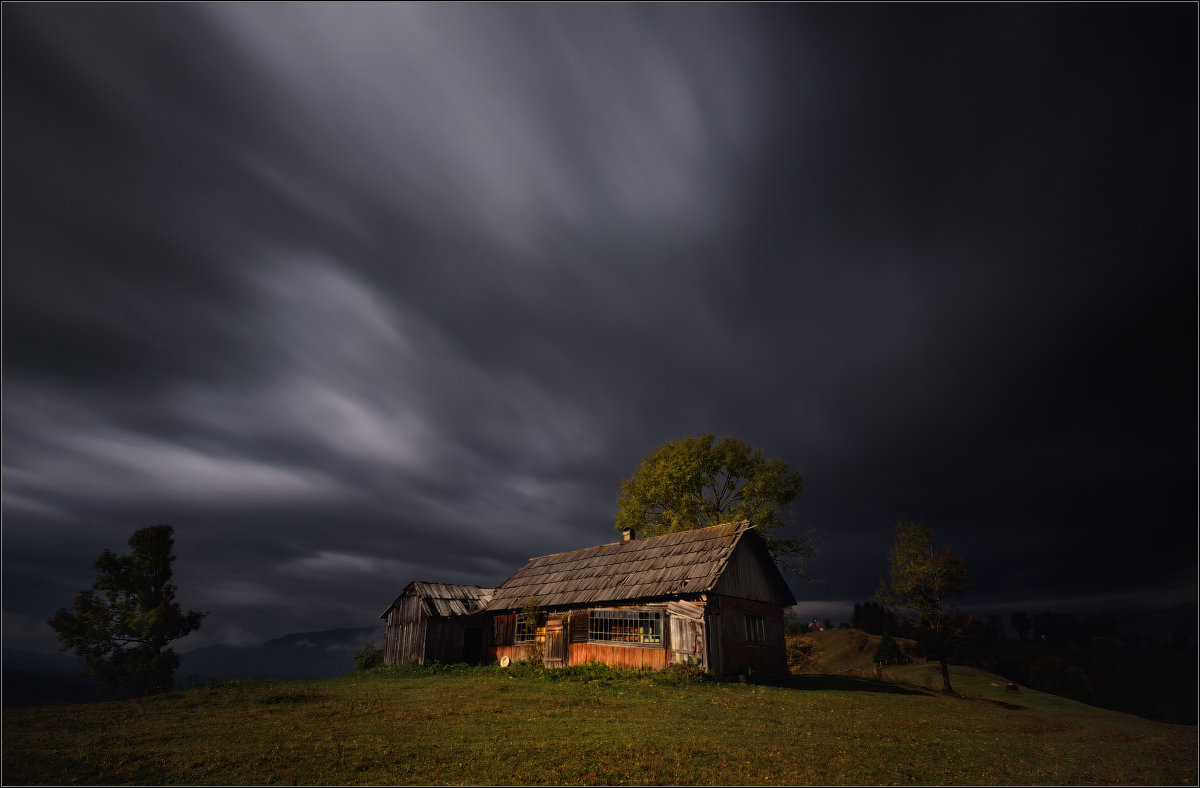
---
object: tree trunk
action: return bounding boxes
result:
[939,656,954,694]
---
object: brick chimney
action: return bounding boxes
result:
[622,528,635,542]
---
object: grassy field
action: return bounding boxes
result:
[3,662,1196,785]
[797,627,1198,725]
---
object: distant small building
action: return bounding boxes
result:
[379,582,493,666]
[381,521,797,678]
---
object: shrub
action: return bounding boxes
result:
[506,657,548,678]
[786,635,820,672]
[354,640,385,671]
[653,658,712,686]
[853,631,870,652]
[873,633,908,666]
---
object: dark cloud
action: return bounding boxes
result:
[3,4,1194,651]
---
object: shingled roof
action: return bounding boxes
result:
[380,581,495,619]
[486,521,792,611]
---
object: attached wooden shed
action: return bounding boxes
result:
[483,521,796,678]
[379,582,494,666]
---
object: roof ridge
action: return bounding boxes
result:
[520,519,753,562]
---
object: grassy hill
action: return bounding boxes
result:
[791,628,902,675]
[795,628,1197,725]
[4,662,1196,785]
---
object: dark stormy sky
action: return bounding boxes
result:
[3,4,1196,652]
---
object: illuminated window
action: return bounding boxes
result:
[589,609,663,646]
[515,613,545,644]
[745,614,765,644]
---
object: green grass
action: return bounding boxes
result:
[3,664,1196,785]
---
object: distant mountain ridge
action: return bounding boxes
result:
[3,626,384,708]
[177,626,383,685]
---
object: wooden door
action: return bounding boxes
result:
[544,617,566,668]
[670,616,706,667]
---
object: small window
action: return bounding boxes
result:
[515,613,545,644]
[589,609,663,646]
[745,614,765,644]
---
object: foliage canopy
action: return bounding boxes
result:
[877,518,970,692]
[48,524,205,694]
[614,434,815,574]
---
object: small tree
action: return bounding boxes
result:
[877,518,970,693]
[355,639,384,671]
[851,600,900,635]
[519,595,546,666]
[874,632,907,666]
[49,525,205,694]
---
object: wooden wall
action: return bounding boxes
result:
[383,593,427,666]
[384,593,485,665]
[708,595,788,678]
[424,615,485,665]
[711,539,790,605]
[390,593,785,675]
[486,612,533,664]
[486,644,537,664]
[567,642,668,669]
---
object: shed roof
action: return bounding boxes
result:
[486,521,795,611]
[379,581,494,619]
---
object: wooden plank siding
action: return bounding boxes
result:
[487,644,538,664]
[491,612,517,646]
[422,615,486,665]
[710,536,793,605]
[383,593,427,666]
[708,595,788,678]
[381,582,494,666]
[568,642,668,669]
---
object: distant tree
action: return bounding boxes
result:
[851,601,899,635]
[1011,611,1032,642]
[877,519,971,693]
[614,435,816,575]
[785,620,809,637]
[49,525,205,694]
[824,616,833,630]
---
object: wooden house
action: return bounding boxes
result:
[485,521,795,677]
[379,582,494,666]
[384,522,796,676]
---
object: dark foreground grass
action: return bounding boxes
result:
[3,663,1196,785]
